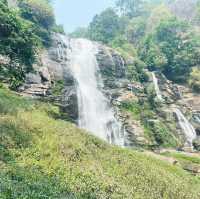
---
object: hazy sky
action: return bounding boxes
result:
[53,0,115,33]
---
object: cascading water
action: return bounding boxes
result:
[151,72,163,101]
[67,38,125,146]
[174,108,196,147]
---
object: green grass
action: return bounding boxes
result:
[161,151,200,165]
[0,87,33,115]
[0,88,200,198]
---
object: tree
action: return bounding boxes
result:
[189,67,200,92]
[116,0,145,18]
[141,17,200,82]
[0,1,40,89]
[19,0,55,29]
[70,27,89,38]
[88,8,120,43]
[19,0,55,46]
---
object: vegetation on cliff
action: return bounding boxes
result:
[0,0,63,89]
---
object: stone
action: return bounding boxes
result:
[60,86,78,121]
[39,67,51,82]
[183,164,200,174]
[96,44,127,89]
[25,73,41,84]
[0,55,10,65]
[193,138,200,151]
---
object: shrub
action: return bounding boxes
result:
[189,67,200,92]
[19,0,55,29]
[88,8,120,43]
[0,1,40,66]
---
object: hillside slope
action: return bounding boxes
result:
[0,87,200,199]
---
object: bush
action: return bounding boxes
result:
[70,27,89,38]
[19,0,55,46]
[19,0,55,29]
[52,24,65,34]
[140,17,200,83]
[189,67,200,92]
[88,8,120,43]
[0,1,40,66]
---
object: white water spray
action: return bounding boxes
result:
[174,108,196,147]
[151,72,163,101]
[67,38,125,146]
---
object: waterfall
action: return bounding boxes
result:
[174,108,196,147]
[67,38,125,146]
[151,72,163,101]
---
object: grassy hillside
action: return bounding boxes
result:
[0,87,200,199]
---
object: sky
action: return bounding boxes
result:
[53,0,115,33]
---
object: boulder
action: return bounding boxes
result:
[183,164,200,175]
[39,67,51,82]
[25,73,41,84]
[193,138,200,151]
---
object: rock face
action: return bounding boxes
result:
[19,33,78,121]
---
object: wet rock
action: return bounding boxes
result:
[25,73,42,84]
[60,86,78,121]
[96,45,127,89]
[193,138,200,151]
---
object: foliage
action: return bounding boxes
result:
[0,0,58,90]
[0,1,40,66]
[127,59,148,82]
[0,168,76,199]
[0,1,42,89]
[189,67,200,92]
[116,0,145,18]
[88,8,120,43]
[18,0,55,46]
[141,17,200,82]
[51,80,65,96]
[146,120,178,147]
[19,0,55,29]
[52,24,65,34]
[110,35,137,58]
[146,4,172,32]
[87,0,200,87]
[125,17,147,45]
[70,27,89,38]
